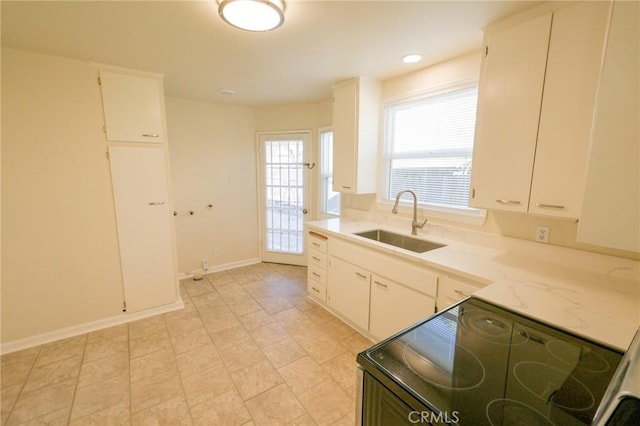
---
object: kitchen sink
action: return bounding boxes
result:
[353,229,446,253]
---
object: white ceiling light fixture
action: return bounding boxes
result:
[218,0,285,32]
[402,54,422,64]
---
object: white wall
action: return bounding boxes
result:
[1,48,125,342]
[382,52,481,100]
[165,97,259,275]
[165,99,333,276]
[255,101,332,133]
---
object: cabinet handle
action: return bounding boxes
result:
[148,201,165,205]
[496,200,521,205]
[342,186,352,190]
[355,272,368,280]
[311,287,320,293]
[312,256,321,261]
[308,231,328,241]
[374,281,388,289]
[312,272,321,278]
[454,289,469,297]
[535,203,565,210]
[312,242,321,248]
[142,133,160,138]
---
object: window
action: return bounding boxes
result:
[384,86,479,215]
[319,128,340,216]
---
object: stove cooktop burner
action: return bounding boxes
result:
[486,399,555,426]
[546,340,611,373]
[403,340,485,390]
[513,361,595,411]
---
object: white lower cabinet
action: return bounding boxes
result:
[308,232,486,340]
[369,274,436,340]
[327,256,371,331]
[321,236,440,340]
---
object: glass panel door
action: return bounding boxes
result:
[258,132,311,265]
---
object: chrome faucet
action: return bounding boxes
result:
[392,190,428,235]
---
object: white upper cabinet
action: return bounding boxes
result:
[529,2,609,218]
[99,70,166,143]
[470,13,551,213]
[577,1,640,253]
[470,2,609,219]
[332,77,380,194]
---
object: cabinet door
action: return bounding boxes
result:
[370,275,435,340]
[109,146,177,312]
[578,1,640,252]
[100,71,165,143]
[470,13,552,212]
[332,80,358,193]
[529,2,609,218]
[327,256,370,330]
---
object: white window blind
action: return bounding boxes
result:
[385,87,478,210]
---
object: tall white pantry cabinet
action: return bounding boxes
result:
[97,65,179,314]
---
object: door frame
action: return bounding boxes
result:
[256,130,313,266]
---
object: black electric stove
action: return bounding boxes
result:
[357,298,624,425]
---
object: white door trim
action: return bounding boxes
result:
[256,130,313,265]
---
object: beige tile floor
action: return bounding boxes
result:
[1,263,374,425]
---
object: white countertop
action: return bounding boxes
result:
[306,218,640,351]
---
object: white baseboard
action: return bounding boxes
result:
[178,257,261,280]
[2,259,263,355]
[1,299,185,355]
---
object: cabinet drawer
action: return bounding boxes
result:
[308,265,327,286]
[308,250,327,270]
[308,280,327,302]
[331,237,438,297]
[437,276,484,311]
[308,231,328,253]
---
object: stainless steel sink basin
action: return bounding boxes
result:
[354,229,446,253]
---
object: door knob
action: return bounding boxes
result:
[303,209,308,214]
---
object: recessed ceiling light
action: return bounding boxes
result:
[218,88,236,96]
[402,54,422,64]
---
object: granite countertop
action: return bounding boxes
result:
[306,218,640,351]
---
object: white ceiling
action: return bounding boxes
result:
[1,0,540,106]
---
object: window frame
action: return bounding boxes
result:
[317,126,340,218]
[379,79,486,225]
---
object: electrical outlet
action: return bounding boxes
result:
[202,259,209,270]
[214,248,221,257]
[536,226,550,244]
